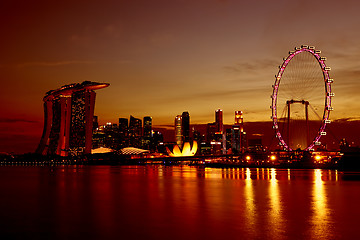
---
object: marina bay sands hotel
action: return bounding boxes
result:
[36,81,109,156]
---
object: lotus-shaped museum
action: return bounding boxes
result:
[166,141,198,157]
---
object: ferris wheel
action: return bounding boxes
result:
[271,45,334,151]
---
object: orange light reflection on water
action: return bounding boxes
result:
[311,169,333,239]
[244,168,256,233]
[268,168,284,238]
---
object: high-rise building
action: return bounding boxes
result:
[234,111,244,131]
[182,111,190,142]
[36,81,109,156]
[192,129,203,143]
[104,122,119,149]
[129,115,142,147]
[231,125,241,153]
[215,109,223,134]
[215,109,226,154]
[233,111,246,152]
[152,131,164,152]
[226,128,232,150]
[118,118,129,147]
[143,116,152,149]
[143,116,152,139]
[206,122,218,143]
[175,115,182,146]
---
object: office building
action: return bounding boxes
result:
[175,115,182,146]
[215,109,223,134]
[143,116,152,149]
[118,118,129,148]
[233,111,247,152]
[231,125,241,153]
[129,115,142,147]
[215,109,226,154]
[182,111,190,142]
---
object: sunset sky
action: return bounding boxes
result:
[1,0,360,153]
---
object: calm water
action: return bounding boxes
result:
[1,166,360,239]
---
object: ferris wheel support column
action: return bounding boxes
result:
[305,101,309,148]
[287,101,291,146]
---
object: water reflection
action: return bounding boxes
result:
[244,168,256,235]
[0,166,353,240]
[268,168,284,238]
[311,169,333,239]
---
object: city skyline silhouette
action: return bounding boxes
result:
[1,0,360,153]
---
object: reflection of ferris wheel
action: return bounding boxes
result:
[271,45,334,151]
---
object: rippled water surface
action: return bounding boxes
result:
[1,166,360,239]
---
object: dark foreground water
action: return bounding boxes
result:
[1,166,360,239]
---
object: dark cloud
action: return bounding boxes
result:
[224,59,278,73]
[333,118,360,123]
[17,60,97,68]
[155,86,269,104]
[0,118,38,123]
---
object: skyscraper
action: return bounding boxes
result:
[143,116,152,139]
[234,111,244,131]
[215,109,223,134]
[215,109,226,154]
[129,115,142,147]
[36,81,109,156]
[118,118,129,148]
[181,111,190,142]
[206,122,218,143]
[226,128,232,150]
[175,115,182,146]
[231,125,241,153]
[233,111,246,152]
[104,122,119,149]
[143,116,152,149]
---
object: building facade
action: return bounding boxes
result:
[118,118,129,148]
[129,115,142,148]
[181,111,190,142]
[215,109,226,154]
[233,111,247,153]
[215,109,223,135]
[36,81,109,156]
[143,116,152,149]
[175,115,183,146]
